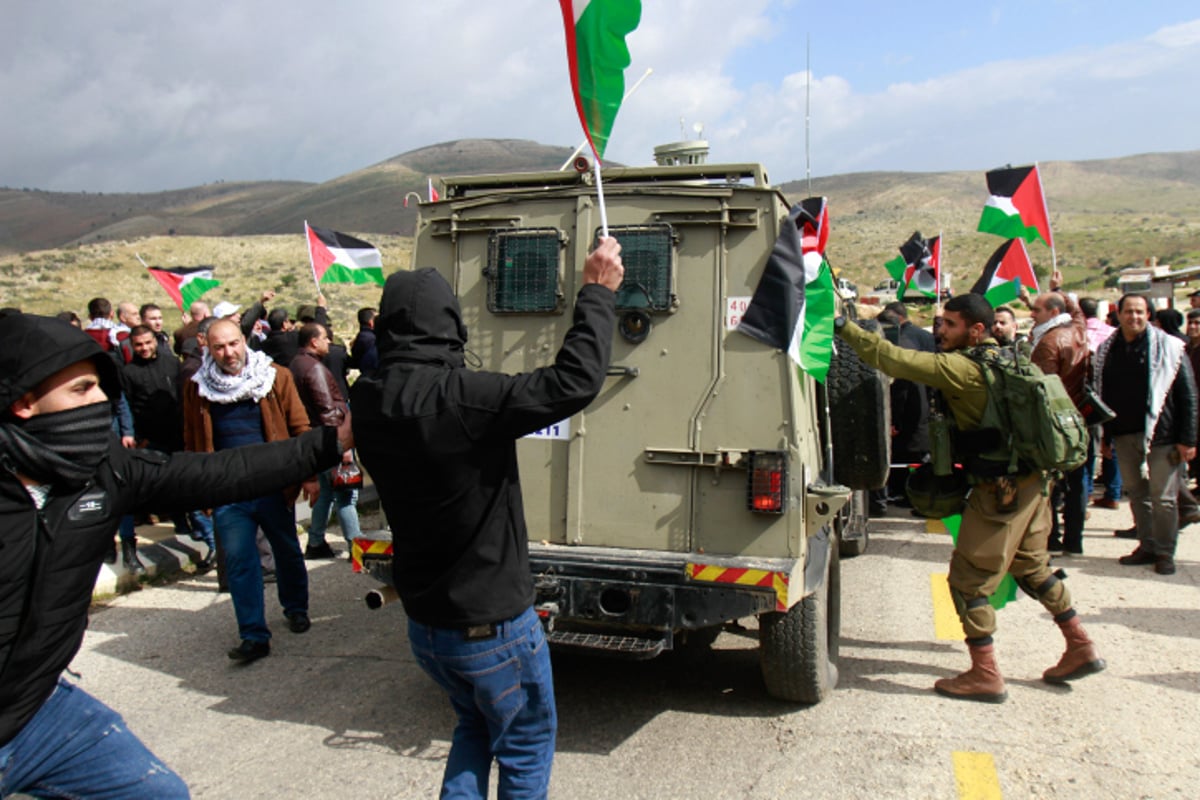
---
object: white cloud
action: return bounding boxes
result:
[1,2,1196,192]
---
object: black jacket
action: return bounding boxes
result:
[1102,330,1198,447]
[350,328,378,374]
[350,269,615,627]
[251,307,329,367]
[121,353,183,449]
[0,429,339,746]
[0,316,343,747]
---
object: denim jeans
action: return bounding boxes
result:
[1099,450,1123,501]
[1051,436,1092,552]
[172,509,215,550]
[214,493,307,642]
[308,468,362,547]
[118,513,136,544]
[409,606,556,800]
[0,678,189,798]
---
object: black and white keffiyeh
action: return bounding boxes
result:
[192,348,277,404]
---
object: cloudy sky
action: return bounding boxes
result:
[4,1,1197,193]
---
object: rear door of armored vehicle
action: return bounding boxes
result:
[418,169,813,562]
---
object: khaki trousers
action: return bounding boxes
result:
[949,474,1072,640]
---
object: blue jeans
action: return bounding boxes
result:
[308,469,362,547]
[172,509,215,550]
[408,607,556,800]
[214,494,307,642]
[118,514,136,544]
[1100,449,1123,501]
[0,678,188,798]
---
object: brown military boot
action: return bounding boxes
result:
[934,643,1008,703]
[1043,614,1106,684]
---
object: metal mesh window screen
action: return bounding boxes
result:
[596,225,675,311]
[486,229,562,313]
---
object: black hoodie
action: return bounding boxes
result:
[350,269,615,626]
[0,314,342,747]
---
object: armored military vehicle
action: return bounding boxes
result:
[355,153,889,703]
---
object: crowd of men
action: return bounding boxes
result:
[0,238,622,798]
[2,249,1195,795]
[875,276,1198,576]
[848,275,1195,704]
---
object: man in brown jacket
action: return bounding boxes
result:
[1029,288,1090,554]
[289,322,360,559]
[183,318,318,663]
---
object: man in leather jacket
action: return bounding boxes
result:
[0,313,346,797]
[1029,290,1090,554]
[290,322,360,559]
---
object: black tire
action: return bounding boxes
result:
[828,319,891,490]
[759,530,841,703]
[836,488,870,558]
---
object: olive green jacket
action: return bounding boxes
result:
[838,319,991,432]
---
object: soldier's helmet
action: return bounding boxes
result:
[905,464,970,519]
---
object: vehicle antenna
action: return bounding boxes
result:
[805,34,812,197]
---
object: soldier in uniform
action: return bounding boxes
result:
[835,293,1105,703]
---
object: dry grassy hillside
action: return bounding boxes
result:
[785,152,1200,295]
[0,234,412,339]
[6,144,1200,328]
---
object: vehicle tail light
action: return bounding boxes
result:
[747,450,787,514]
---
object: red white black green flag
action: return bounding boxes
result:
[146,266,220,311]
[738,197,837,383]
[558,0,641,161]
[971,238,1038,307]
[305,223,384,287]
[884,231,940,300]
[977,165,1054,249]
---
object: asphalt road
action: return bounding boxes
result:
[73,502,1198,799]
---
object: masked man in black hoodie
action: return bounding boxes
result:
[0,313,347,798]
[351,237,623,798]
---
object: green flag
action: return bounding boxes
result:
[942,514,1019,610]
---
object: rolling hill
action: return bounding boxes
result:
[3,140,1200,326]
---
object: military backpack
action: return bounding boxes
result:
[966,344,1089,475]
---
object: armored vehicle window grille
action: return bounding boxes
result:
[486,229,563,313]
[595,225,675,312]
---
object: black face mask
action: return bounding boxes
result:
[0,401,114,488]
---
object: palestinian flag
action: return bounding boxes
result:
[559,0,641,160]
[146,266,220,311]
[305,223,384,286]
[738,197,837,383]
[977,164,1054,248]
[971,239,1038,307]
[943,514,1018,609]
[884,231,940,300]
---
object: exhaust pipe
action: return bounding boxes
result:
[365,585,399,610]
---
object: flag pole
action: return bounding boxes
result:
[135,252,149,268]
[304,220,322,295]
[1035,161,1057,274]
[936,230,944,316]
[560,68,653,171]
[593,157,609,238]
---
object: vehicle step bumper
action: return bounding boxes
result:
[545,629,666,660]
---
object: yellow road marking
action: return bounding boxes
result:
[926,517,948,534]
[930,574,961,640]
[953,751,1003,799]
